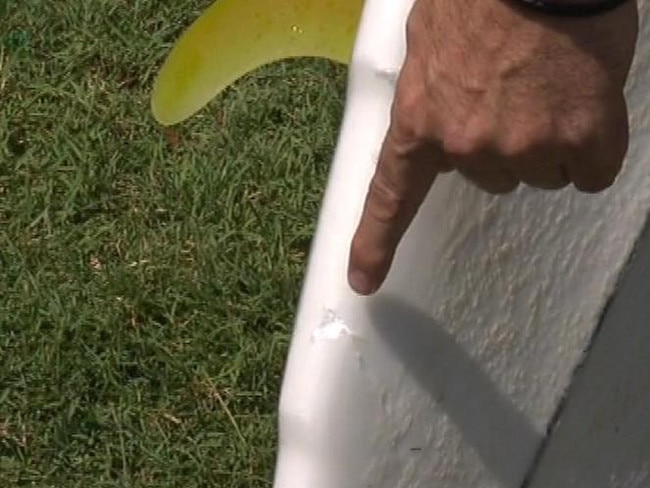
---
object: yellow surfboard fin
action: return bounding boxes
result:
[151,0,364,126]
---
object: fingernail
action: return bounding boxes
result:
[349,270,375,295]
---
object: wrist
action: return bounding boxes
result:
[509,0,633,16]
[550,0,612,3]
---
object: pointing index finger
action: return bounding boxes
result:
[347,119,439,295]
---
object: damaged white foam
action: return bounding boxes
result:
[312,309,352,342]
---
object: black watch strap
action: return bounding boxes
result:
[514,0,631,17]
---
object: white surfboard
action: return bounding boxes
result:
[273,1,650,487]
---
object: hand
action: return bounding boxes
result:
[347,0,638,295]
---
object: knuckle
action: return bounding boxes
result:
[393,97,423,132]
[391,95,427,144]
[496,118,554,159]
[393,85,419,114]
[497,132,537,159]
[442,123,492,159]
[558,113,601,150]
[366,175,408,225]
[560,125,596,151]
[384,126,422,162]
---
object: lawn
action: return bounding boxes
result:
[0,0,347,486]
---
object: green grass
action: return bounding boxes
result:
[0,0,347,485]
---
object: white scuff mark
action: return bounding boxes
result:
[374,66,400,86]
[312,309,353,342]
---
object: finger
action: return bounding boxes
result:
[568,155,624,193]
[347,125,439,295]
[566,109,629,193]
[455,159,520,194]
[508,156,571,190]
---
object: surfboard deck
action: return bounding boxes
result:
[274,1,650,486]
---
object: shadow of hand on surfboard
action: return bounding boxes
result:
[370,297,540,487]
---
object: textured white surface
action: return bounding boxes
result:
[528,206,650,488]
[273,0,650,487]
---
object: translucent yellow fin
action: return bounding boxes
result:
[151,0,364,126]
